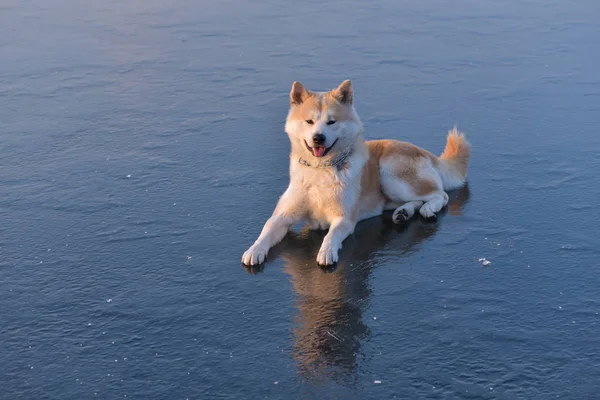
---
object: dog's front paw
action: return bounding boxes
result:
[317,244,339,266]
[242,244,268,266]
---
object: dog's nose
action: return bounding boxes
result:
[312,134,326,145]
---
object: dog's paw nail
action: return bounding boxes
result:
[316,248,338,266]
[420,211,437,220]
[242,246,267,266]
[419,206,438,219]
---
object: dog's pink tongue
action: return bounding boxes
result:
[313,146,326,157]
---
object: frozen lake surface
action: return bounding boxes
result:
[2,0,600,398]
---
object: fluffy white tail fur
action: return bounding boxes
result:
[437,127,471,190]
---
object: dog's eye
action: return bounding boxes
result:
[326,120,336,125]
[305,120,314,125]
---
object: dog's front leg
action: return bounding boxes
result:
[242,187,304,266]
[242,215,297,265]
[316,217,355,266]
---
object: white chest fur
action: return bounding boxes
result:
[290,153,366,226]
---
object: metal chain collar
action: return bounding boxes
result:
[298,147,354,170]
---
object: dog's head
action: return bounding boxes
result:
[285,80,363,160]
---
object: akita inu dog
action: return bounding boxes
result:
[242,80,470,266]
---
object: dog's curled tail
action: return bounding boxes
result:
[437,127,471,190]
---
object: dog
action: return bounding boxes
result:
[242,80,471,266]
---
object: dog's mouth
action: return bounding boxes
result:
[304,139,338,158]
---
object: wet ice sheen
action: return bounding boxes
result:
[1,0,600,399]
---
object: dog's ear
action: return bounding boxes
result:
[290,81,310,105]
[332,80,353,105]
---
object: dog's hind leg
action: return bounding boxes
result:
[381,173,448,221]
[418,191,449,218]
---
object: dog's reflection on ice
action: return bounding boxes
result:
[244,185,470,383]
